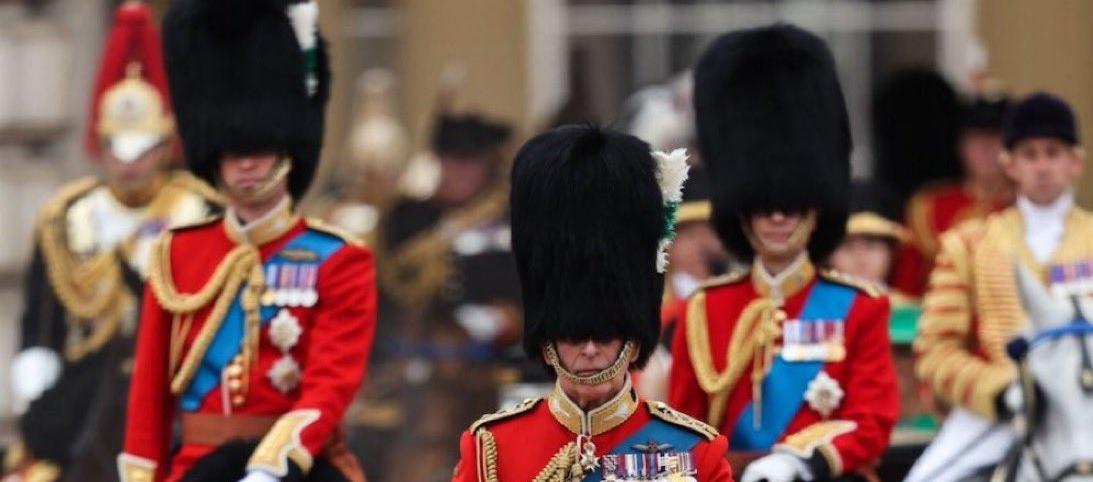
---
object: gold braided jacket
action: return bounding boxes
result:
[913,206,1093,419]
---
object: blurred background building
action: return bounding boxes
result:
[2,0,1093,478]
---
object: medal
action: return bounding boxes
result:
[287,263,303,307]
[293,264,307,307]
[601,447,696,481]
[302,264,319,307]
[261,264,279,306]
[276,264,294,306]
[781,318,845,362]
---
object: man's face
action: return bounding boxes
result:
[548,338,636,403]
[748,211,811,259]
[219,151,288,205]
[435,154,492,207]
[1004,138,1084,205]
[102,141,167,193]
[828,235,894,284]
[960,130,1006,184]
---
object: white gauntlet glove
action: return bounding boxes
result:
[10,347,62,414]
[741,452,813,482]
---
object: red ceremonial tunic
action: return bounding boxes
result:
[453,379,733,482]
[890,182,1011,297]
[119,203,376,482]
[668,258,897,478]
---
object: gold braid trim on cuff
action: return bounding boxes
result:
[686,291,778,427]
[475,429,499,482]
[773,420,857,476]
[247,409,321,477]
[117,453,156,482]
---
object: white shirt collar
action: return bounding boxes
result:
[1016,190,1073,264]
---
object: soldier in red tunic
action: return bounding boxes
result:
[888,93,1014,297]
[452,125,733,482]
[671,24,899,482]
[118,1,375,481]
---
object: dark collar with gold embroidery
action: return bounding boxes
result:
[751,253,816,304]
[547,377,639,436]
[223,196,298,246]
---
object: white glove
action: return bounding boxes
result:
[741,453,812,482]
[10,347,62,413]
[237,470,279,482]
[1002,381,1024,415]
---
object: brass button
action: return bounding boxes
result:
[228,379,243,391]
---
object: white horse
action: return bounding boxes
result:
[991,264,1093,482]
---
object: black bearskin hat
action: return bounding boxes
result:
[872,68,960,202]
[693,23,851,262]
[163,0,331,199]
[432,113,512,158]
[1003,92,1080,149]
[180,440,348,482]
[962,94,1010,132]
[512,125,664,369]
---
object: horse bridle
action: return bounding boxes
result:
[1007,300,1093,482]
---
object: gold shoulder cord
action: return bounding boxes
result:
[36,178,134,361]
[147,231,265,394]
[469,398,573,482]
[475,429,500,482]
[685,290,779,428]
[530,441,580,482]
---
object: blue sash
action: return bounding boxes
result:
[728,280,855,450]
[180,229,345,411]
[582,418,703,482]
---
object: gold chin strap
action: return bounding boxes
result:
[219,157,292,204]
[745,210,817,258]
[544,341,634,386]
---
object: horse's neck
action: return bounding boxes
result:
[1021,336,1093,481]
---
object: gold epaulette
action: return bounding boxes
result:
[645,401,718,441]
[37,176,101,225]
[819,269,882,298]
[697,270,748,290]
[305,217,365,247]
[468,398,541,434]
[166,170,225,206]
